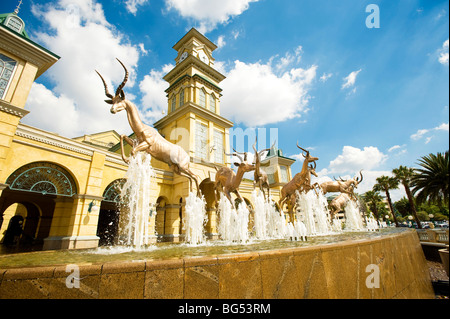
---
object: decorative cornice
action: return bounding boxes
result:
[0,100,29,118]
[0,25,59,79]
[163,54,225,85]
[14,123,128,166]
[154,101,233,130]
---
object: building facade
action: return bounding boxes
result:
[0,12,295,251]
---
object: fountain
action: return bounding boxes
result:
[216,193,250,242]
[343,198,365,231]
[183,193,208,245]
[0,57,434,299]
[118,152,155,249]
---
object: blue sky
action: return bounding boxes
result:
[2,0,449,200]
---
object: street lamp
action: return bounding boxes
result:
[428,214,434,227]
[408,215,413,228]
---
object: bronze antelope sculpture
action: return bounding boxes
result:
[252,138,275,200]
[278,142,319,211]
[214,150,255,207]
[96,59,200,195]
[329,192,352,219]
[319,170,363,200]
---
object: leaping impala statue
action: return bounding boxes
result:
[96,59,200,195]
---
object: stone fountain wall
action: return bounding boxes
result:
[0,229,434,299]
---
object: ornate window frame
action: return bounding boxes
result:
[0,53,18,100]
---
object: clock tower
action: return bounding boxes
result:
[154,28,233,175]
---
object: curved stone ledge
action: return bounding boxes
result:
[0,229,435,299]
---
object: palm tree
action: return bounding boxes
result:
[362,190,383,221]
[411,151,449,207]
[374,175,399,227]
[393,165,421,229]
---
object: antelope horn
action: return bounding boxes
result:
[259,139,276,157]
[95,70,113,99]
[225,151,243,163]
[296,141,309,157]
[356,170,364,183]
[115,58,129,97]
[232,147,248,161]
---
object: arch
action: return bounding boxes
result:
[0,201,43,248]
[97,178,126,246]
[102,178,126,204]
[155,196,169,240]
[6,162,78,197]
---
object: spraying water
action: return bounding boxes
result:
[217,193,250,242]
[365,214,380,231]
[344,199,365,231]
[295,190,332,236]
[252,189,291,239]
[118,153,155,249]
[183,192,208,245]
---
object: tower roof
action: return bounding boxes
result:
[172,28,217,53]
[0,12,30,39]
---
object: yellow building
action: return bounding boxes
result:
[0,11,295,250]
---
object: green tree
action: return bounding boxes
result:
[411,151,449,207]
[374,175,400,227]
[394,197,410,217]
[393,165,421,229]
[362,190,383,221]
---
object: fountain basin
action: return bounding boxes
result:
[0,229,434,299]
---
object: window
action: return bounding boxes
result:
[210,94,216,113]
[5,15,24,33]
[280,166,289,183]
[199,89,206,108]
[214,130,224,164]
[179,89,184,108]
[267,173,275,184]
[0,54,17,100]
[171,95,176,112]
[195,121,208,160]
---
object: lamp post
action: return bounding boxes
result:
[428,214,434,227]
[408,215,413,228]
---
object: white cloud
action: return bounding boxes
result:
[313,146,393,197]
[26,83,80,137]
[388,145,402,152]
[435,122,449,131]
[438,39,449,65]
[320,72,333,82]
[217,35,226,49]
[23,0,141,137]
[165,0,259,33]
[220,55,317,126]
[410,129,429,140]
[125,0,149,15]
[388,144,407,156]
[274,46,303,72]
[342,69,362,89]
[410,122,449,143]
[327,146,388,174]
[139,65,172,123]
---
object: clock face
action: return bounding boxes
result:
[198,50,209,64]
[180,52,188,62]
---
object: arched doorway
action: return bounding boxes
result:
[155,196,168,241]
[1,162,77,251]
[97,179,125,246]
